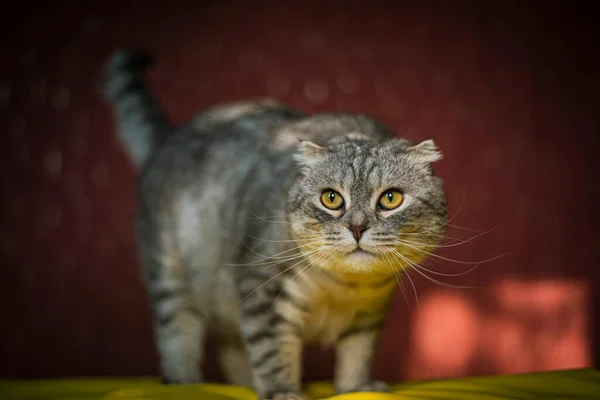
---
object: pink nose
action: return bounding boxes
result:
[348,225,369,242]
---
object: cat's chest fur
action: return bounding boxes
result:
[277,267,396,344]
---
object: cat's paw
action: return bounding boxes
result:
[340,380,390,393]
[263,391,308,400]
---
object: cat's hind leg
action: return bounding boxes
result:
[154,301,206,384]
[141,223,206,384]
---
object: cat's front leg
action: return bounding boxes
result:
[237,289,307,399]
[241,314,307,399]
[333,324,390,394]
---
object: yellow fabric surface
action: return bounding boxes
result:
[1,369,599,400]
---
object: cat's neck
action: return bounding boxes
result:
[320,268,397,288]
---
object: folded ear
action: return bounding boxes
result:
[406,139,442,163]
[270,128,318,151]
[293,140,328,168]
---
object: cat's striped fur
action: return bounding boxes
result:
[102,49,447,400]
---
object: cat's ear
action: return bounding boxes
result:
[271,129,315,151]
[293,140,328,168]
[298,140,327,156]
[406,139,442,163]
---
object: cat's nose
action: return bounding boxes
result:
[348,224,369,242]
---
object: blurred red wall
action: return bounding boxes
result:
[0,0,598,382]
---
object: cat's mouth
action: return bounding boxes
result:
[340,247,380,271]
[347,247,375,260]
[349,247,371,255]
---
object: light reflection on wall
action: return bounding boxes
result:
[405,279,590,379]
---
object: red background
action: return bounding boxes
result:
[1,1,599,382]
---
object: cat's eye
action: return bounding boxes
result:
[320,190,344,210]
[378,189,404,210]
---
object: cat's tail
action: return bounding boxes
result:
[101,48,171,169]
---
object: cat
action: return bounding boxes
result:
[102,48,447,400]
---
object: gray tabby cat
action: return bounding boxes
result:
[102,49,447,400]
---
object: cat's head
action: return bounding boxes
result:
[284,116,447,277]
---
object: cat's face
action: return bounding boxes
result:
[287,135,447,276]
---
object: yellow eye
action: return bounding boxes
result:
[320,190,344,210]
[378,189,404,210]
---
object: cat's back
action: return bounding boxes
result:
[136,102,303,272]
[139,102,303,202]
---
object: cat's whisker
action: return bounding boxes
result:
[226,245,323,268]
[239,239,279,261]
[410,265,482,290]
[418,228,479,241]
[438,236,477,245]
[387,250,419,310]
[261,246,327,268]
[402,119,419,140]
[243,233,320,244]
[397,231,465,244]
[389,248,482,290]
[275,264,314,305]
[401,191,466,237]
[262,245,325,263]
[382,251,410,310]
[445,223,489,233]
[394,269,410,309]
[405,269,419,311]
[249,238,324,260]
[445,189,467,226]
[232,247,325,308]
[231,236,325,265]
[400,220,492,242]
[395,191,471,239]
[389,238,505,266]
[247,212,288,219]
[247,213,289,224]
[397,225,496,249]
[273,247,334,306]
[406,256,485,278]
